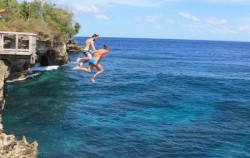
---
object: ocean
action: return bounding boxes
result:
[2,37,250,157]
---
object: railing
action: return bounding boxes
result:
[0,31,37,56]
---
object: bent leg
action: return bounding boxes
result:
[76,57,91,63]
[91,64,104,83]
[73,64,94,73]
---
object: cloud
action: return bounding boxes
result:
[239,25,250,33]
[179,12,228,26]
[177,12,242,34]
[106,0,157,7]
[179,12,201,22]
[136,15,165,23]
[73,4,109,20]
[135,14,177,24]
[59,0,173,7]
[95,14,109,20]
[205,17,228,25]
[74,5,101,14]
[203,0,250,5]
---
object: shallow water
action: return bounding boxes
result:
[3,38,250,157]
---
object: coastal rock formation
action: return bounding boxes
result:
[37,40,70,66]
[0,60,9,109]
[67,39,83,53]
[0,130,38,158]
[0,60,38,158]
[6,58,33,80]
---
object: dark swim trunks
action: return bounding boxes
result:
[83,51,91,57]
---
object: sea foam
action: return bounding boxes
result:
[31,64,59,72]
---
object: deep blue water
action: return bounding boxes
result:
[2,38,250,157]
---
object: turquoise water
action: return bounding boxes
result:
[3,38,250,157]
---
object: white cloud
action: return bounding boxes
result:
[73,4,109,20]
[56,0,173,7]
[239,25,250,33]
[205,17,228,25]
[179,12,228,26]
[105,0,157,7]
[146,16,162,23]
[137,15,165,23]
[179,12,201,22]
[74,5,100,14]
[203,0,250,5]
[95,14,109,20]
[135,15,177,24]
[177,12,242,34]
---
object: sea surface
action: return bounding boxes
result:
[2,37,250,158]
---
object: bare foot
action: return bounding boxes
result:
[76,58,81,63]
[72,66,80,70]
[91,78,96,83]
[79,62,83,67]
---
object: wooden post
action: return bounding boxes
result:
[15,34,18,55]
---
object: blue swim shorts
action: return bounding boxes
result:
[89,59,96,65]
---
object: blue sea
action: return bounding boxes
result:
[3,37,250,157]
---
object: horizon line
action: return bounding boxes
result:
[74,36,250,43]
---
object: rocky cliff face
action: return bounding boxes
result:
[37,40,70,66]
[0,60,38,157]
[67,39,83,53]
[0,60,9,110]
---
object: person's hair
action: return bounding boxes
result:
[92,34,99,38]
[103,43,110,51]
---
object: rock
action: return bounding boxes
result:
[37,40,70,66]
[0,60,10,110]
[67,39,84,53]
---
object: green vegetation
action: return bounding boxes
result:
[0,0,81,41]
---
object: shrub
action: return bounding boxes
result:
[0,0,81,40]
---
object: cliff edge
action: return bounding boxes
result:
[0,60,38,158]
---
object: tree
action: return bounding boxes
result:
[0,0,81,40]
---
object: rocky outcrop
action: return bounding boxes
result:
[67,39,83,53]
[0,131,38,158]
[0,60,9,109]
[37,40,70,66]
[0,60,38,158]
[6,58,32,80]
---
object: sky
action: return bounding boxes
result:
[18,0,250,41]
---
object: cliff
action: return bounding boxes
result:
[0,60,38,157]
[0,37,71,157]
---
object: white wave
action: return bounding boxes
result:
[31,64,59,72]
[6,73,40,83]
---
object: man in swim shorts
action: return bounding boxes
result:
[77,34,99,63]
[73,44,110,83]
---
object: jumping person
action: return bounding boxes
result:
[77,34,99,63]
[73,44,110,83]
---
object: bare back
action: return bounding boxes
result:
[93,49,109,61]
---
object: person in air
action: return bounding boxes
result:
[73,44,110,83]
[77,34,100,63]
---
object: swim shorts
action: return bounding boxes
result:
[83,51,92,58]
[89,59,96,65]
